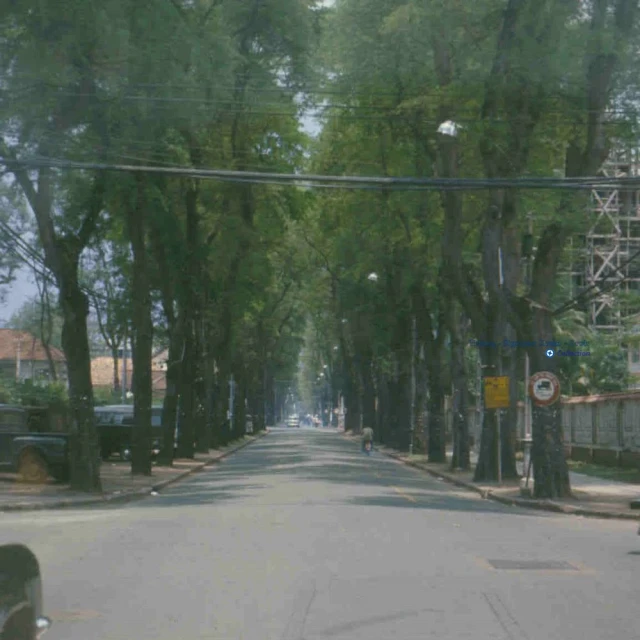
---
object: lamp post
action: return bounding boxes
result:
[522,213,535,488]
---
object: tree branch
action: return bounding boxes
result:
[301,229,341,284]
[76,175,107,249]
[0,143,39,212]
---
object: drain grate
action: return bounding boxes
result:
[487,559,577,571]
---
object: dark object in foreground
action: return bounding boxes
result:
[0,544,51,639]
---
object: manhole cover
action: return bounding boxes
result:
[487,559,577,571]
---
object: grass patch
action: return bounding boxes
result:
[407,454,431,463]
[567,460,640,484]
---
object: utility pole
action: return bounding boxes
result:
[410,315,417,455]
[523,213,534,489]
[497,229,504,484]
[15,337,21,380]
[121,330,127,404]
[229,375,235,433]
[263,366,268,429]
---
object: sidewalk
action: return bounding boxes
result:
[0,431,268,512]
[344,432,640,520]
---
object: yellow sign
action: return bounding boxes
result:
[484,376,510,409]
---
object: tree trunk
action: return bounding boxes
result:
[194,319,209,454]
[415,347,428,454]
[111,347,120,393]
[427,376,446,462]
[395,366,412,452]
[375,369,390,444]
[360,356,376,432]
[127,176,153,476]
[344,373,360,433]
[473,339,501,482]
[157,326,181,466]
[214,368,230,446]
[256,362,267,432]
[176,320,196,458]
[60,274,102,491]
[233,379,246,441]
[204,332,218,446]
[529,304,570,498]
[450,310,470,471]
[330,378,339,428]
[38,279,58,382]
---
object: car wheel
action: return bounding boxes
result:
[18,450,49,484]
[52,465,70,483]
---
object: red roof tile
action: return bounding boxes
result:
[0,329,65,362]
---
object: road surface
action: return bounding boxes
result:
[2,427,639,640]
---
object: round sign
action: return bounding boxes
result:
[528,371,560,406]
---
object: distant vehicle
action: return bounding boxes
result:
[0,404,70,483]
[286,415,300,428]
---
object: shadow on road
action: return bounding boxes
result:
[128,430,549,516]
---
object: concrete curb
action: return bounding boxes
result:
[344,432,640,521]
[0,430,269,513]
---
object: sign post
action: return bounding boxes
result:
[484,376,510,483]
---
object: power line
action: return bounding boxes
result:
[2,155,640,191]
[2,88,638,125]
[0,217,109,303]
[1,71,625,97]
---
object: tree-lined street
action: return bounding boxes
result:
[3,430,639,640]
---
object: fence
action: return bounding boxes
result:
[443,391,640,466]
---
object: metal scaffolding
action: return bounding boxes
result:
[568,148,640,333]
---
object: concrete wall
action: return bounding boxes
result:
[444,391,640,466]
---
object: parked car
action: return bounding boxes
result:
[95,405,163,461]
[0,404,70,483]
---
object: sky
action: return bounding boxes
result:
[2,269,35,325]
[1,0,334,325]
[1,114,323,326]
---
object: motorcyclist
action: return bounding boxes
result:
[361,426,374,452]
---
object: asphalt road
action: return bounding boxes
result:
[2,428,640,640]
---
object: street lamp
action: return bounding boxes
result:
[522,212,535,491]
[437,120,459,137]
[440,116,503,481]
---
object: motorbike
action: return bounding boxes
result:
[364,441,372,454]
[0,544,51,640]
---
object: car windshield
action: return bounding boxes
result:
[2,1,640,638]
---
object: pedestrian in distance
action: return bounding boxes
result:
[361,426,374,453]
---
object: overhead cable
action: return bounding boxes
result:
[2,155,639,191]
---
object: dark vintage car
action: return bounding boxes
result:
[95,405,164,461]
[0,404,70,483]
